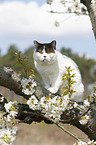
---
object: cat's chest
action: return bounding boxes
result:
[35,61,58,77]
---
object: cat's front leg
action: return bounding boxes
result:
[45,84,50,90]
[43,75,63,94]
[48,87,59,94]
[41,77,50,90]
[47,77,63,94]
[44,84,58,93]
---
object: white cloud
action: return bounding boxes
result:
[0,1,92,37]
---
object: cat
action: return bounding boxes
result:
[33,40,84,102]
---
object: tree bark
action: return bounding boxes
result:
[0,65,50,100]
[81,0,96,39]
[0,65,96,141]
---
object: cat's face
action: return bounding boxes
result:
[33,40,57,64]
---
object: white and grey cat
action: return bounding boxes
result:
[33,40,84,102]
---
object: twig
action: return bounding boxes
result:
[42,114,80,141]
[19,109,80,141]
[47,10,88,15]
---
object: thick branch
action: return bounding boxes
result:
[81,0,96,39]
[0,65,28,99]
[0,65,50,100]
[0,65,96,141]
[15,103,96,141]
[61,104,96,141]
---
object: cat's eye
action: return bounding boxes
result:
[48,52,51,54]
[36,47,43,53]
[46,48,55,53]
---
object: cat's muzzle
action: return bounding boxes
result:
[42,59,47,62]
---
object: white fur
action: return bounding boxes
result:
[33,50,84,102]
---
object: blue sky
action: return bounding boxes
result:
[0,0,96,59]
[0,0,46,5]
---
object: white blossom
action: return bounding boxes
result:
[74,140,96,145]
[10,111,18,117]
[47,0,53,5]
[79,115,90,125]
[22,88,33,95]
[92,0,96,4]
[4,101,18,113]
[0,126,17,145]
[84,99,90,106]
[22,77,70,121]
[6,115,12,122]
[21,76,37,95]
[27,95,39,110]
[4,101,18,123]
[88,140,96,144]
[27,94,70,121]
[0,96,4,102]
[54,20,60,27]
[1,101,18,145]
[73,102,78,108]
[60,0,65,5]
[73,140,87,145]
[4,102,13,113]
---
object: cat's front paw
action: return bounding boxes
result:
[48,87,58,94]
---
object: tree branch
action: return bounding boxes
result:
[0,65,96,141]
[48,10,88,15]
[81,0,96,39]
[16,102,96,141]
[0,65,50,100]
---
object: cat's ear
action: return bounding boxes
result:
[50,40,56,48]
[34,40,40,47]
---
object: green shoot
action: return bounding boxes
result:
[14,51,34,78]
[62,66,76,98]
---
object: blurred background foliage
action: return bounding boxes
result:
[0,44,96,101]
